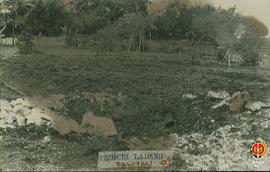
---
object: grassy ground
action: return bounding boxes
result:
[2,37,270,135]
[0,36,269,170]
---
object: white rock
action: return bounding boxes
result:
[10,98,31,107]
[51,114,80,135]
[0,120,15,129]
[80,112,117,137]
[207,91,230,99]
[0,97,55,129]
[4,114,16,124]
[212,99,229,109]
[0,110,16,124]
[182,94,197,100]
[10,98,24,106]
[42,136,51,144]
[246,111,252,114]
[212,92,241,109]
[25,108,51,125]
[0,99,12,111]
[25,94,65,110]
[16,115,26,126]
[244,101,270,112]
[15,107,32,117]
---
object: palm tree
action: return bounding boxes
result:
[9,0,35,46]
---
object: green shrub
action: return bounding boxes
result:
[235,36,264,66]
[23,0,69,35]
[94,24,123,51]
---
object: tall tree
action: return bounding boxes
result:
[241,16,268,37]
[4,0,34,46]
[0,2,10,44]
[4,0,34,45]
[23,0,69,35]
[234,16,268,65]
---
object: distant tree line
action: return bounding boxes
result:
[1,0,269,65]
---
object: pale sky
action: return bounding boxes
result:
[212,0,270,37]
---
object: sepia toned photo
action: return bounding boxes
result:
[0,0,269,171]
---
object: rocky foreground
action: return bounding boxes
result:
[170,108,270,171]
[0,90,269,170]
[171,91,270,171]
[0,96,117,136]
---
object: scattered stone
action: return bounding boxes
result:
[51,111,118,136]
[0,121,15,129]
[0,103,17,128]
[212,98,229,110]
[212,92,241,109]
[169,108,270,171]
[50,115,80,135]
[16,114,26,126]
[10,98,31,107]
[80,112,117,137]
[229,91,251,112]
[0,99,12,111]
[42,136,51,144]
[229,95,245,112]
[1,97,119,137]
[25,108,51,126]
[211,91,252,111]
[210,91,267,113]
[25,94,65,111]
[207,91,230,99]
[182,94,197,100]
[244,101,270,112]
[0,98,52,129]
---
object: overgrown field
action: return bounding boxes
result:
[1,37,268,136]
[0,37,270,170]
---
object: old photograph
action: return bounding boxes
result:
[0,0,270,171]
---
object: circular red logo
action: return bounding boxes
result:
[250,139,267,158]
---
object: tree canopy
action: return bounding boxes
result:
[241,16,268,37]
[2,0,269,65]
